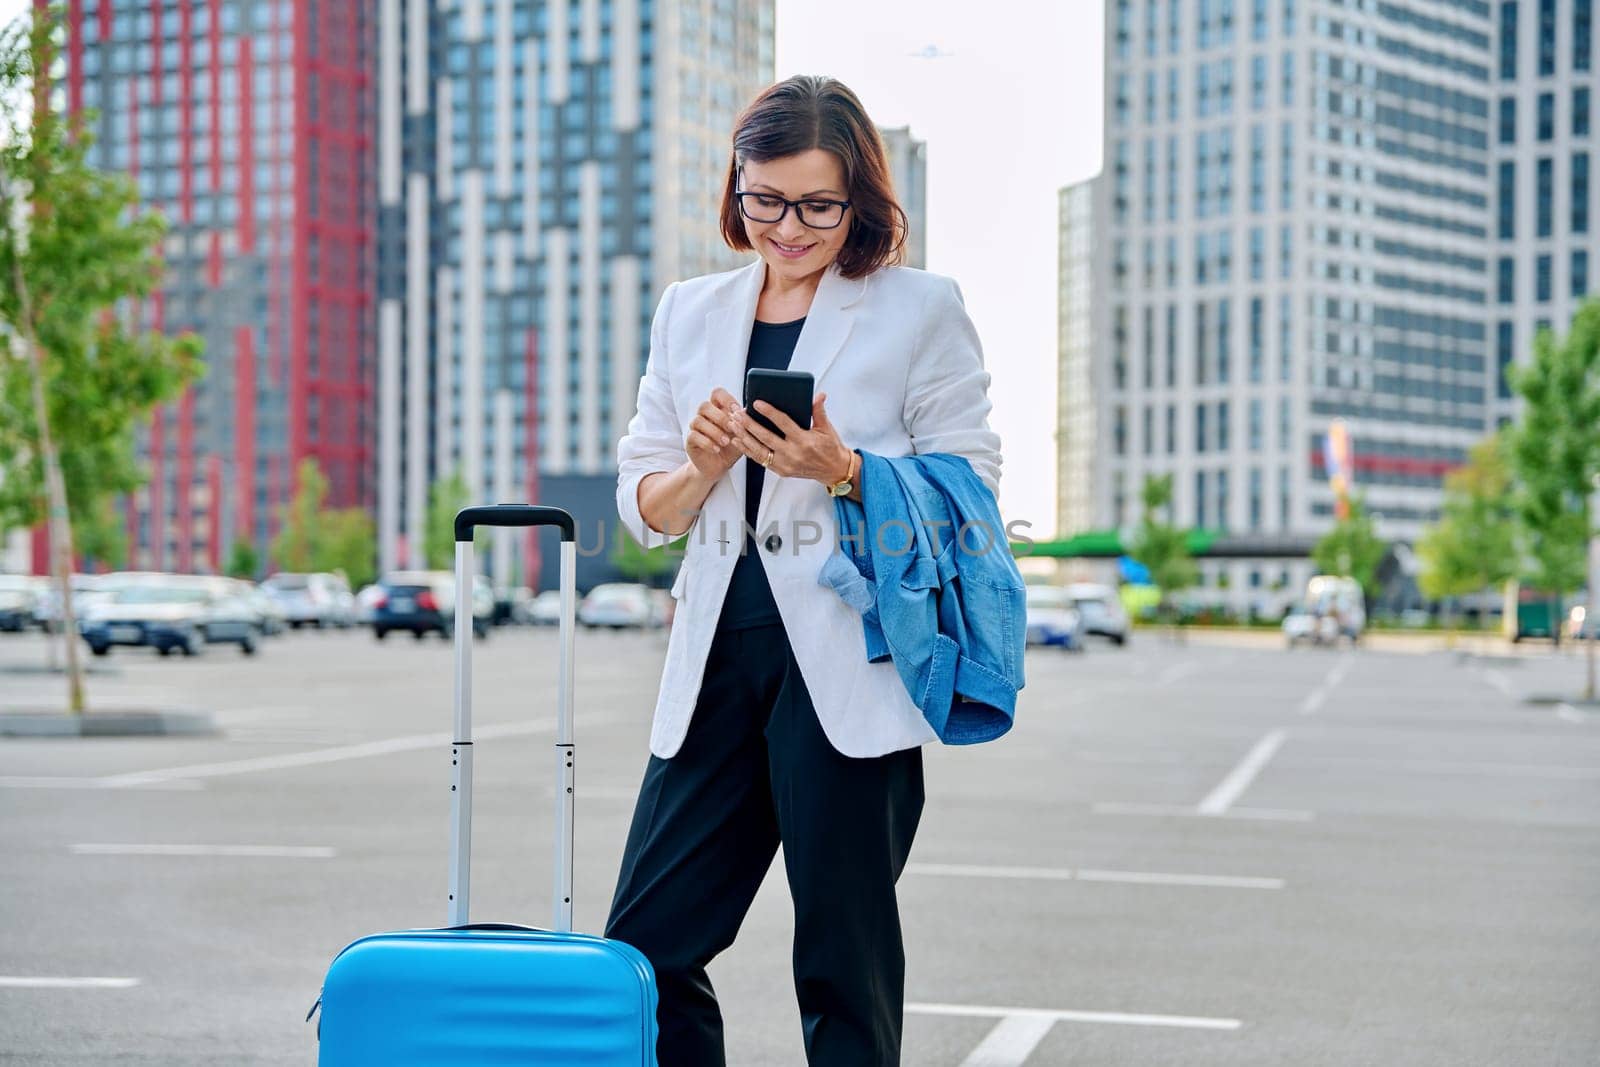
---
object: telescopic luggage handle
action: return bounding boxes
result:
[449,505,579,934]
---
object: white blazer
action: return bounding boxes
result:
[615,259,1003,759]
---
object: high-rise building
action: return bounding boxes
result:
[63,0,375,574]
[1061,0,1597,587]
[376,0,775,589]
[878,124,927,268]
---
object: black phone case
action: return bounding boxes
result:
[744,369,814,438]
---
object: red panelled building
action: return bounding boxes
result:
[48,0,375,574]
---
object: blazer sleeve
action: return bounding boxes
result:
[903,274,1003,497]
[615,281,688,548]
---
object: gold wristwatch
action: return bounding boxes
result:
[826,450,857,498]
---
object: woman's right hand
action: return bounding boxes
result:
[685,388,744,481]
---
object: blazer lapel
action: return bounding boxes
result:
[701,260,765,519]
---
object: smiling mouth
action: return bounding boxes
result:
[769,238,814,255]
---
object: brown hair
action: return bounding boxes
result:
[718,75,909,279]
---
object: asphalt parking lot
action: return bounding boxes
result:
[2,626,1598,1065]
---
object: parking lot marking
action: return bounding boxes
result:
[1555,703,1591,724]
[1092,801,1315,822]
[906,862,1284,890]
[0,976,140,989]
[1197,729,1287,814]
[71,844,335,858]
[958,1013,1057,1066]
[907,1001,1242,1031]
[0,776,204,791]
[94,716,617,787]
[1297,687,1328,715]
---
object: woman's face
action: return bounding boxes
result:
[737,149,852,286]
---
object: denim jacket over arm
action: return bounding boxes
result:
[817,450,1026,745]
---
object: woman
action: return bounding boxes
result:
[605,74,1002,1066]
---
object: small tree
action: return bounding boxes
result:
[270,458,327,573]
[225,540,260,580]
[1417,433,1518,630]
[422,471,482,569]
[610,527,677,586]
[1127,474,1198,625]
[0,9,203,713]
[317,508,376,589]
[1507,300,1600,687]
[1312,496,1387,603]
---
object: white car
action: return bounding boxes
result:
[1065,582,1130,645]
[578,583,658,629]
[1024,585,1085,650]
[525,590,564,626]
[0,573,42,632]
[262,572,356,629]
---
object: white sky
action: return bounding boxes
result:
[0,0,1106,537]
[776,0,1105,536]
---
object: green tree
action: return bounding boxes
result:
[225,540,260,580]
[422,471,482,569]
[1417,434,1518,622]
[1507,302,1600,630]
[0,8,203,714]
[317,508,376,589]
[269,458,326,573]
[1312,496,1388,602]
[1127,474,1198,623]
[610,527,679,586]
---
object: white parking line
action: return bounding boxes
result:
[1092,801,1315,822]
[0,976,140,989]
[0,777,204,791]
[71,844,336,858]
[1555,703,1591,724]
[907,1000,1242,1031]
[1197,729,1287,814]
[1297,656,1349,715]
[906,862,1284,890]
[959,1014,1058,1066]
[1296,687,1328,715]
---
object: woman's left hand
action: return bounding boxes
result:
[728,392,854,487]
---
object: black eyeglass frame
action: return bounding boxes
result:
[733,190,853,230]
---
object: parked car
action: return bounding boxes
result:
[262,572,356,629]
[354,583,385,624]
[1024,585,1084,650]
[81,582,209,657]
[0,574,42,632]
[32,572,127,632]
[244,583,288,636]
[1065,582,1130,645]
[371,571,490,640]
[578,583,658,629]
[525,590,564,626]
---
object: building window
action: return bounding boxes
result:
[1216,469,1230,530]
[1536,157,1553,237]
[1196,301,1210,384]
[1249,398,1263,452]
[1281,51,1294,108]
[1497,160,1516,238]
[1252,55,1267,111]
[1536,253,1552,301]
[1217,298,1232,383]
[1218,229,1233,282]
[1499,97,1517,143]
[1250,226,1265,280]
[1143,306,1156,387]
[1573,250,1590,297]
[1538,0,1555,76]
[1249,295,1264,381]
[1167,235,1180,286]
[1537,92,1554,140]
[1250,124,1266,213]
[1168,68,1180,122]
[1500,1,1518,80]
[1196,232,1210,284]
[1145,71,1160,126]
[1279,466,1291,530]
[1577,87,1592,136]
[1279,224,1292,279]
[1279,294,1292,382]
[1218,399,1231,452]
[1498,257,1515,303]
[1166,304,1178,385]
[1497,320,1514,400]
[1279,395,1291,450]
[1578,0,1593,72]
[1114,405,1128,456]
[1280,121,1293,210]
[1249,467,1263,530]
[1196,403,1209,454]
[1165,404,1177,453]
[1575,152,1590,234]
[1169,0,1181,54]
[1283,0,1295,35]
[1113,306,1129,388]
[1143,405,1155,455]
[1253,0,1268,39]
[1196,470,1209,527]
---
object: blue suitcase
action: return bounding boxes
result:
[311,506,659,1065]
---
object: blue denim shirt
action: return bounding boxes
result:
[817,450,1026,745]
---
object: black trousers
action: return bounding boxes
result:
[604,621,925,1067]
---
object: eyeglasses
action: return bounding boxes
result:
[734,190,851,230]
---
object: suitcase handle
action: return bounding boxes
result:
[449,504,579,934]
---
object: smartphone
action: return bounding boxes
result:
[743,368,814,438]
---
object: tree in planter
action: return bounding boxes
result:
[1507,301,1600,690]
[318,508,376,590]
[269,459,327,573]
[1127,474,1198,627]
[0,9,203,713]
[422,471,485,569]
[1311,496,1387,607]
[225,540,260,580]
[1417,433,1518,634]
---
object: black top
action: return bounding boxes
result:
[715,316,805,631]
